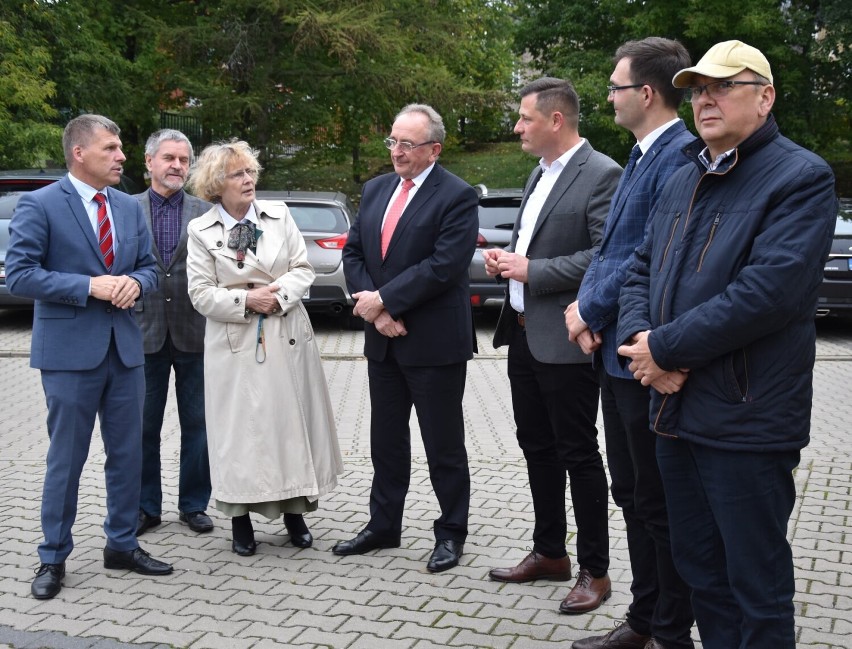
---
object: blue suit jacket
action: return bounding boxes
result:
[342,164,479,366]
[578,120,693,378]
[6,175,157,371]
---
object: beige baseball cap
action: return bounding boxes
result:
[672,40,773,87]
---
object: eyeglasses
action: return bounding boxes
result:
[607,84,645,95]
[383,137,437,153]
[225,168,259,181]
[688,80,766,101]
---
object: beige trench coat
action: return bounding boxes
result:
[186,200,343,505]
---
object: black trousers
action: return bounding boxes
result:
[599,368,694,647]
[365,348,470,542]
[508,325,609,575]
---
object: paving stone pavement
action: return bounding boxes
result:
[0,308,850,649]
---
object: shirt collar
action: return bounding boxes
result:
[67,173,104,204]
[637,117,682,155]
[218,202,259,230]
[149,187,185,209]
[401,162,435,189]
[539,138,586,174]
[698,147,736,171]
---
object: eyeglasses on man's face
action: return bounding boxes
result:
[225,168,259,181]
[688,80,766,102]
[383,137,437,153]
[607,84,645,96]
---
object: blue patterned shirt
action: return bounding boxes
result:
[149,188,184,267]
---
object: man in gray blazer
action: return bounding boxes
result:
[134,129,213,536]
[484,78,621,614]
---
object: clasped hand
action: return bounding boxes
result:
[617,330,689,394]
[246,284,281,314]
[482,249,528,283]
[352,290,407,338]
[90,275,140,309]
[564,300,601,355]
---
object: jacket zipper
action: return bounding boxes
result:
[697,212,722,272]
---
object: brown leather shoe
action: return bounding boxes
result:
[559,567,612,614]
[489,550,572,583]
[571,621,650,649]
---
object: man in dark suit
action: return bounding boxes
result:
[566,38,696,649]
[7,114,173,600]
[484,78,621,614]
[336,103,478,573]
[134,129,213,536]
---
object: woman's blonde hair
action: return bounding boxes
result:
[188,139,263,203]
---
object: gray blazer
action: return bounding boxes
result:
[134,189,211,354]
[493,140,621,364]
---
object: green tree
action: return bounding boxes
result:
[515,0,851,165]
[0,3,63,168]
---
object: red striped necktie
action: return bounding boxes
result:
[93,193,114,271]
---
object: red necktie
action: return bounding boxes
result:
[93,193,114,271]
[381,179,415,258]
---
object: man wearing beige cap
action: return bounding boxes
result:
[616,40,837,649]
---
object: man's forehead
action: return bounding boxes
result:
[692,70,753,85]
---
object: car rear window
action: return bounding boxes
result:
[287,204,349,234]
[478,197,521,230]
[0,179,56,196]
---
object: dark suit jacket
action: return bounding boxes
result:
[6,175,157,370]
[493,140,622,364]
[342,164,479,366]
[578,121,693,378]
[134,189,211,354]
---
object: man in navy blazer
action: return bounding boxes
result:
[336,104,479,573]
[6,114,173,600]
[566,39,696,649]
[484,78,621,615]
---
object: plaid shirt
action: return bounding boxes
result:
[150,188,184,267]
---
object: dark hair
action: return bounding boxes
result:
[62,114,120,165]
[614,37,691,109]
[519,77,580,129]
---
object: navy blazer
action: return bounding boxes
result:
[342,164,479,366]
[6,175,157,371]
[578,121,693,378]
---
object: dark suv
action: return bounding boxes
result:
[0,169,140,308]
[468,185,523,308]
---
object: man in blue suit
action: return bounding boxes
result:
[7,114,173,600]
[336,104,478,573]
[566,38,695,649]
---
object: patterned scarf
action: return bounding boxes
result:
[227,221,261,261]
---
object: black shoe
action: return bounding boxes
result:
[31,563,64,599]
[232,539,258,556]
[136,510,161,536]
[179,511,214,533]
[331,529,400,556]
[283,513,313,548]
[103,546,173,575]
[427,539,464,573]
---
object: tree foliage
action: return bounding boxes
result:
[515,0,850,164]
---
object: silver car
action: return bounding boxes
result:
[255,190,360,328]
[468,185,523,308]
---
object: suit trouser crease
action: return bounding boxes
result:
[366,347,470,542]
[657,436,798,649]
[140,333,211,516]
[508,325,609,573]
[39,338,144,563]
[599,369,694,647]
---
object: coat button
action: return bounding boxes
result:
[234,297,240,304]
[247,283,254,288]
[289,339,295,345]
[216,241,223,247]
[237,262,244,268]
[166,297,171,302]
[166,272,171,278]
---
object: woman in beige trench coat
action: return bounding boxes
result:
[186,140,343,555]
